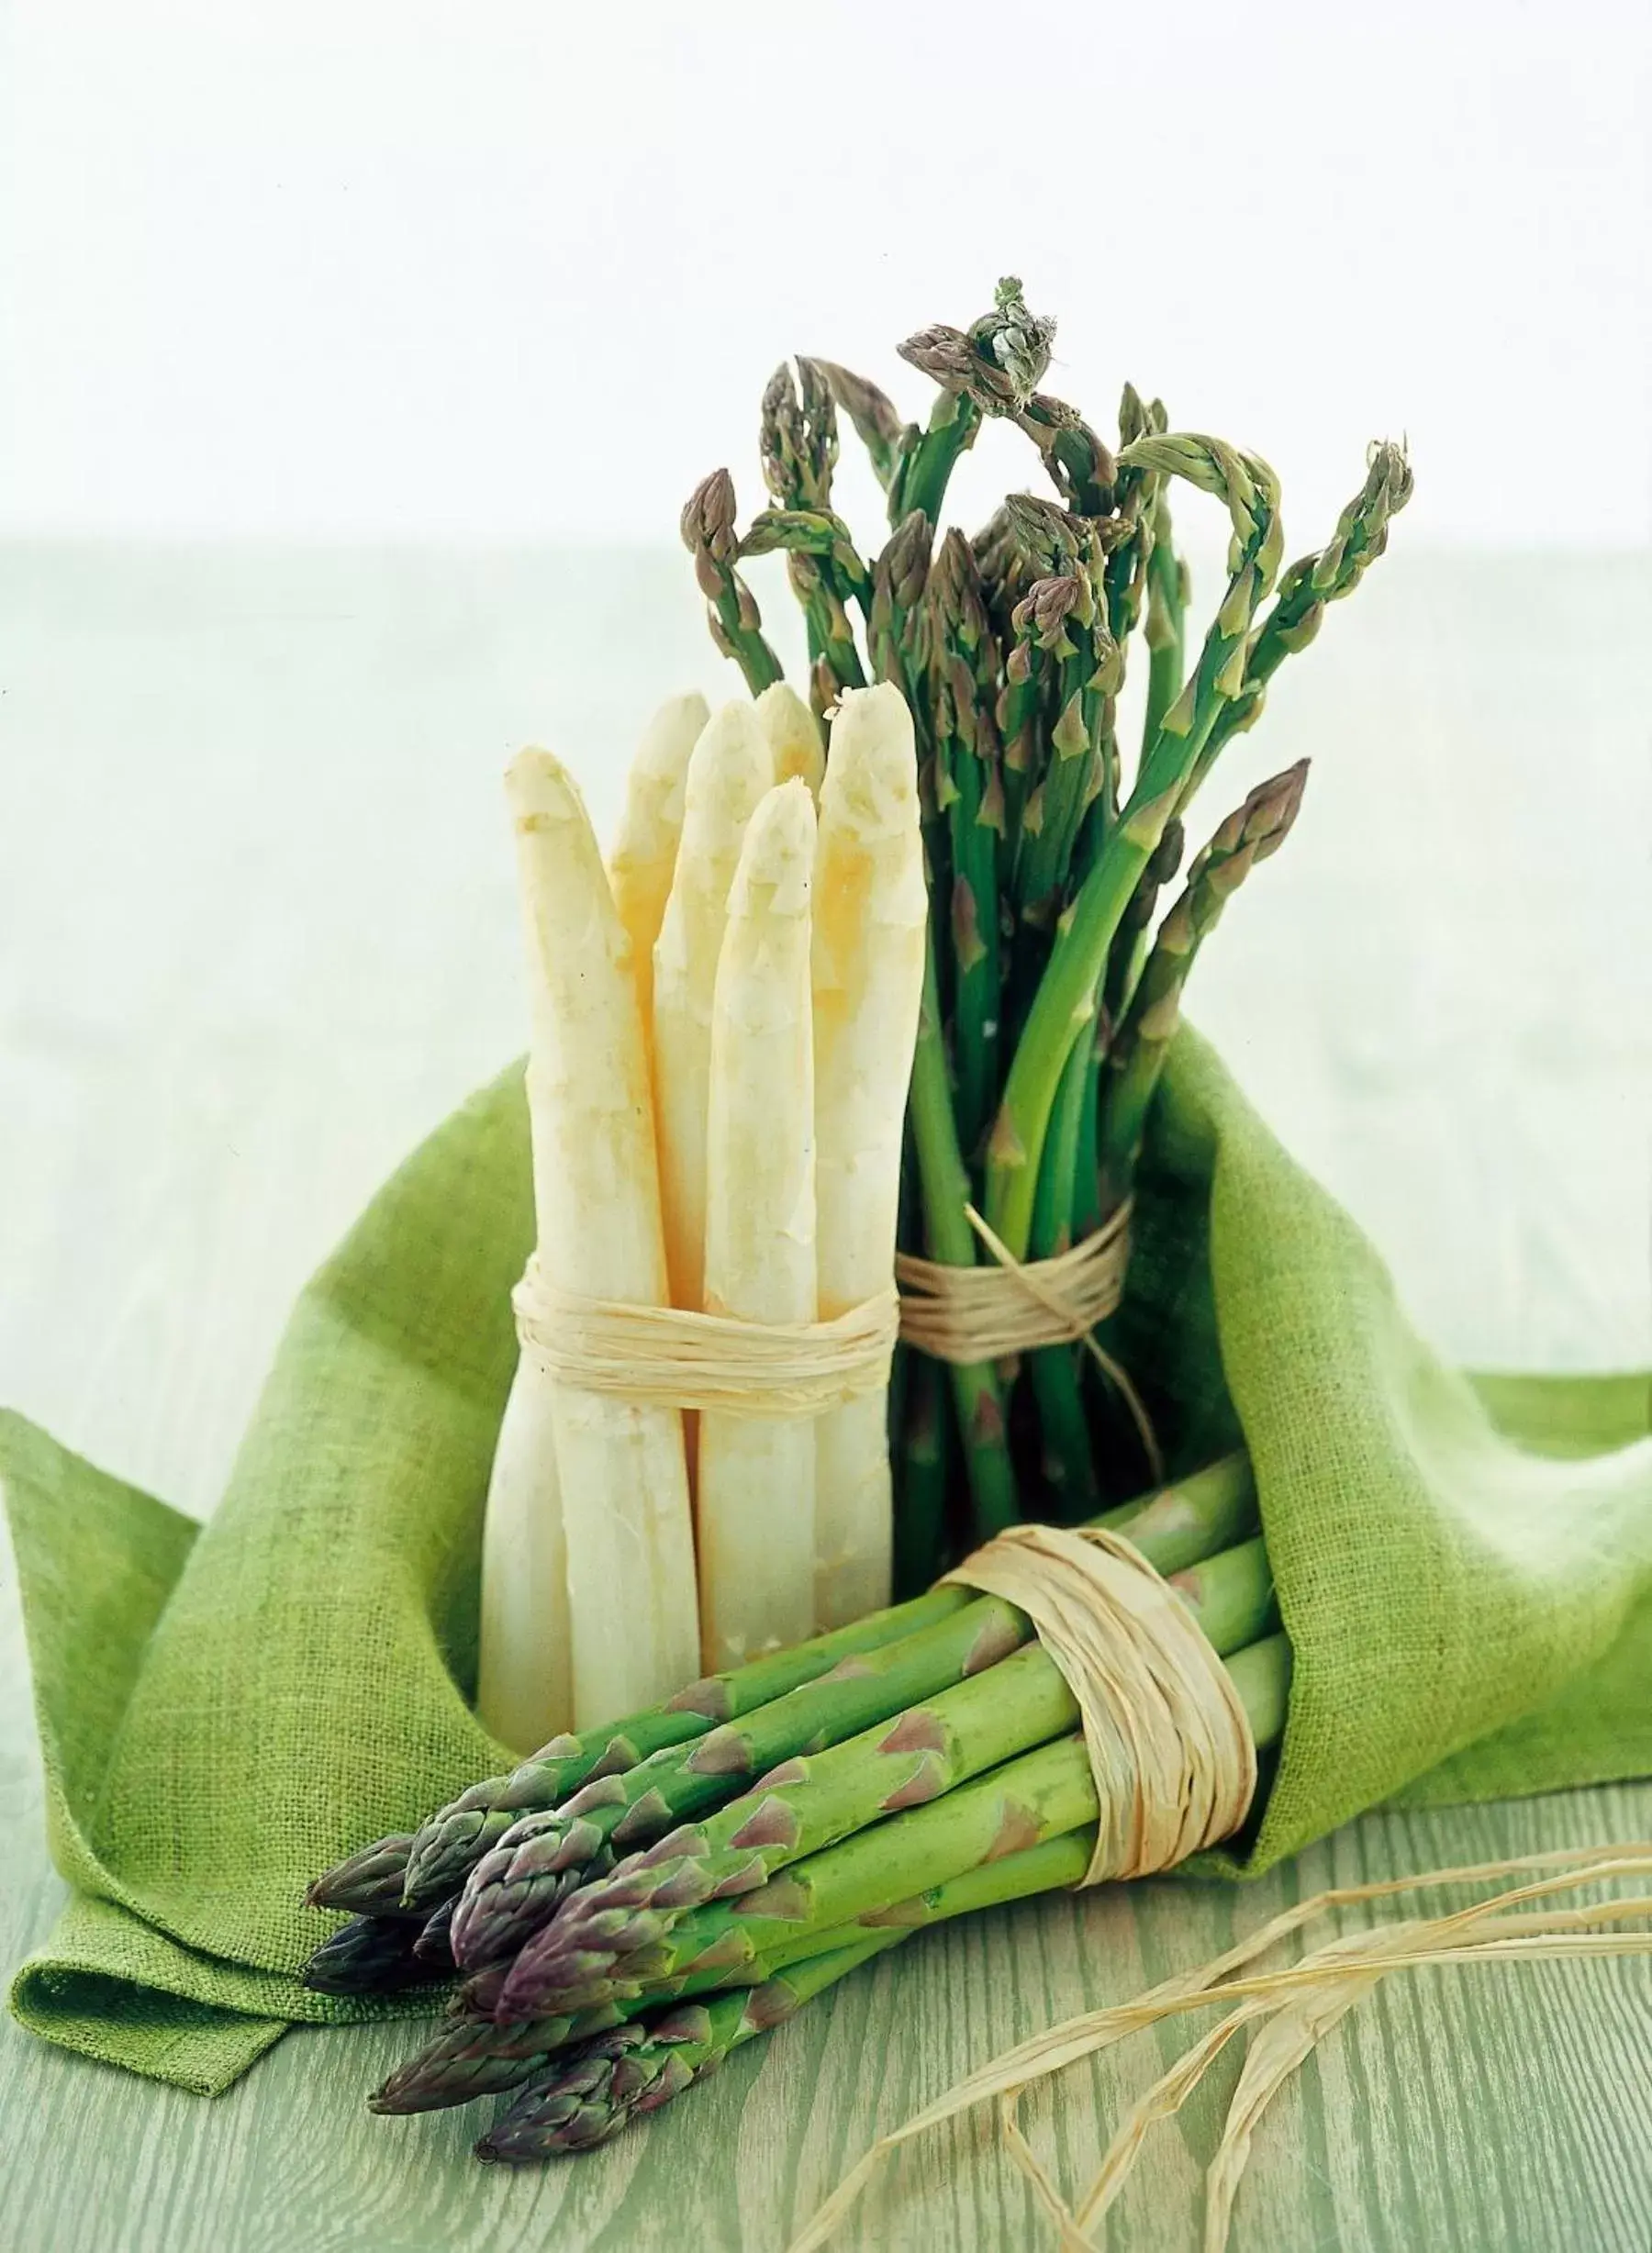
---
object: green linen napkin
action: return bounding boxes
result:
[4,1031,1648,2093]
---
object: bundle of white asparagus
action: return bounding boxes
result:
[477,681,925,1750]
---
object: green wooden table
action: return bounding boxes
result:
[2,541,1648,2250]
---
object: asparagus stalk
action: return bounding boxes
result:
[756,679,825,798]
[867,508,933,719]
[1098,763,1309,1214]
[306,1835,419,1917]
[507,751,699,1729]
[1100,815,1185,1034]
[679,470,784,695]
[1141,470,1189,762]
[927,530,1006,1166]
[891,277,1057,526]
[540,1543,1274,2007]
[497,1534,1273,2017]
[1186,437,1413,802]
[475,1940,894,2161]
[698,782,820,1671]
[905,926,1019,1538]
[809,360,910,493]
[368,1621,1293,2124]
[651,701,774,1315]
[1003,507,1117,940]
[472,1628,1299,2160]
[892,1351,949,1600]
[606,693,712,1042]
[740,498,870,715]
[446,1456,1256,1973]
[810,686,929,1628]
[983,433,1284,1258]
[302,1911,452,1997]
[387,1581,983,1911]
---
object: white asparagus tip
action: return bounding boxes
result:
[757,680,826,794]
[822,683,918,837]
[631,690,711,784]
[689,698,773,812]
[731,777,817,921]
[505,744,590,829]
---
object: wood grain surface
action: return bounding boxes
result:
[2,541,1648,2252]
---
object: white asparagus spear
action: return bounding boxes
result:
[698,778,819,1669]
[757,678,826,798]
[477,1359,571,1751]
[504,748,699,1724]
[607,691,710,1036]
[810,683,928,1628]
[651,699,773,1314]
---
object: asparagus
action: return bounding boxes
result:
[474,1941,894,2161]
[905,921,1020,1538]
[1098,763,1309,1213]
[302,1913,452,1997]
[306,1834,419,1917]
[447,1593,1032,1971]
[983,433,1284,1259]
[1101,815,1185,1034]
[496,1532,1272,2017]
[449,1457,1254,1976]
[891,276,1057,526]
[389,1586,987,1910]
[368,1615,1292,2124]
[809,360,910,492]
[1189,437,1413,797]
[679,469,785,696]
[892,1352,949,1600]
[530,1545,1274,2009]
[742,496,870,715]
[1002,504,1116,939]
[1141,462,1190,759]
[867,508,933,718]
[927,530,1005,1162]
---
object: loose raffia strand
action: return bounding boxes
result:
[787,1845,1652,2253]
[511,1259,899,1418]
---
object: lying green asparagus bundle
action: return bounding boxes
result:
[681,279,1410,1567]
[304,1453,1290,2158]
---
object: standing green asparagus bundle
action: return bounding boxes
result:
[303,1456,1294,2158]
[678,279,1410,1565]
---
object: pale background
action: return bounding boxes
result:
[2,6,1650,2248]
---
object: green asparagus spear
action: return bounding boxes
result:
[679,468,785,695]
[452,1457,1255,1978]
[474,1940,895,2161]
[305,1833,419,1917]
[577,1601,1286,2002]
[809,359,910,492]
[756,362,867,710]
[984,433,1284,1258]
[1097,762,1309,1213]
[927,530,1004,1162]
[394,1581,978,1908]
[1183,438,1412,803]
[497,1534,1273,2016]
[301,1913,451,1997]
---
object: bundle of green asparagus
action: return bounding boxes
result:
[679,278,1410,1571]
[304,1452,1289,2157]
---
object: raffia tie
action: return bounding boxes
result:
[510,1256,900,1419]
[896,1202,1163,1481]
[945,1522,1256,1886]
[896,1199,1131,1362]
